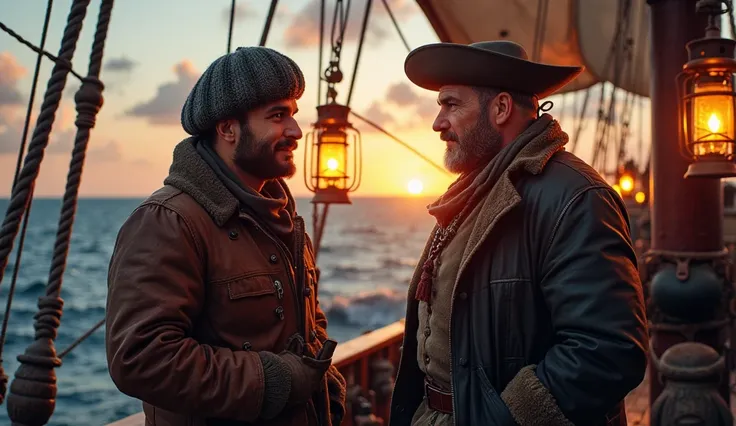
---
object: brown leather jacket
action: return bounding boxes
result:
[105,139,346,426]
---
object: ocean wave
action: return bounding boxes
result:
[324,287,407,329]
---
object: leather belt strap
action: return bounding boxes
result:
[424,379,453,414]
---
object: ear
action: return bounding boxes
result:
[215,119,238,144]
[493,92,513,126]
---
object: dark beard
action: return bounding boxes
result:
[442,112,503,174]
[233,123,298,180]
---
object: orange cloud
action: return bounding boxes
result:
[124,60,199,125]
[0,51,26,106]
[283,0,417,49]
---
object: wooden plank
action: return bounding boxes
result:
[106,412,144,426]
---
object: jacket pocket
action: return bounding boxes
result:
[225,270,279,299]
[208,269,284,343]
[474,367,518,425]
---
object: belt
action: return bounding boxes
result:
[424,379,453,414]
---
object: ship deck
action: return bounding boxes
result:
[105,319,736,426]
[106,378,733,426]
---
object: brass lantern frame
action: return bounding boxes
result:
[303,103,363,204]
[676,0,736,178]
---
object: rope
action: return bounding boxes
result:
[531,0,550,62]
[0,21,84,82]
[726,0,736,38]
[350,110,451,177]
[58,318,105,359]
[4,2,113,423]
[0,0,55,401]
[227,0,236,53]
[590,0,633,173]
[381,0,410,52]
[346,0,372,107]
[317,0,326,104]
[569,86,592,155]
[0,0,93,407]
[259,0,279,46]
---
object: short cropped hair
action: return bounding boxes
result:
[472,86,538,115]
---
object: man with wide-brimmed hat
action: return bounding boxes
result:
[389,41,648,425]
[106,46,346,426]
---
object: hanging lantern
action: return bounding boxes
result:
[677,0,736,178]
[304,103,362,204]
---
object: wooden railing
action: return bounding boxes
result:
[107,320,406,426]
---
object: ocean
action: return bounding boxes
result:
[0,196,437,426]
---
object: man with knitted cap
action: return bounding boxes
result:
[106,46,347,426]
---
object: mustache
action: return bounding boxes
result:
[440,131,458,142]
[274,139,298,151]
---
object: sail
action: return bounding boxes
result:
[415,0,650,97]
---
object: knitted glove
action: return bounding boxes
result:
[279,350,332,405]
[327,366,347,424]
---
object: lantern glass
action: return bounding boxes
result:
[692,75,735,158]
[317,129,348,190]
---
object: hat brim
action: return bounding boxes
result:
[404,43,584,99]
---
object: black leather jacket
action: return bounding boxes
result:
[389,151,648,426]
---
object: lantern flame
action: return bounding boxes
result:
[327,158,339,171]
[707,112,722,133]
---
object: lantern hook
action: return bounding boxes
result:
[323,0,351,104]
[696,0,730,37]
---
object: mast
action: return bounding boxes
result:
[646,0,733,421]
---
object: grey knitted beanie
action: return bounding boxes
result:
[180,46,305,135]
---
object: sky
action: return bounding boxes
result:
[0,0,652,198]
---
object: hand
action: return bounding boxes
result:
[278,350,331,404]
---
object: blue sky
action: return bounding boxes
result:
[0,0,649,197]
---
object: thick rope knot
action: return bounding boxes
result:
[34,295,64,340]
[74,77,104,129]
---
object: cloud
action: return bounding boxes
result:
[104,57,137,73]
[363,101,394,128]
[385,82,418,106]
[87,139,123,161]
[283,0,416,48]
[381,82,437,129]
[0,52,26,106]
[0,108,24,154]
[0,95,120,163]
[125,60,199,125]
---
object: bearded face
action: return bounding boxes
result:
[233,121,298,180]
[440,102,503,175]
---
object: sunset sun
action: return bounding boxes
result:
[407,179,424,195]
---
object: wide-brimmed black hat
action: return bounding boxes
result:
[404,40,584,99]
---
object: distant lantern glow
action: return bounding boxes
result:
[327,158,339,171]
[619,175,634,193]
[407,179,424,195]
[635,191,646,204]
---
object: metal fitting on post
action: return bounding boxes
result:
[651,342,732,425]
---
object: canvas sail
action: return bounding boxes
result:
[415,0,650,97]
